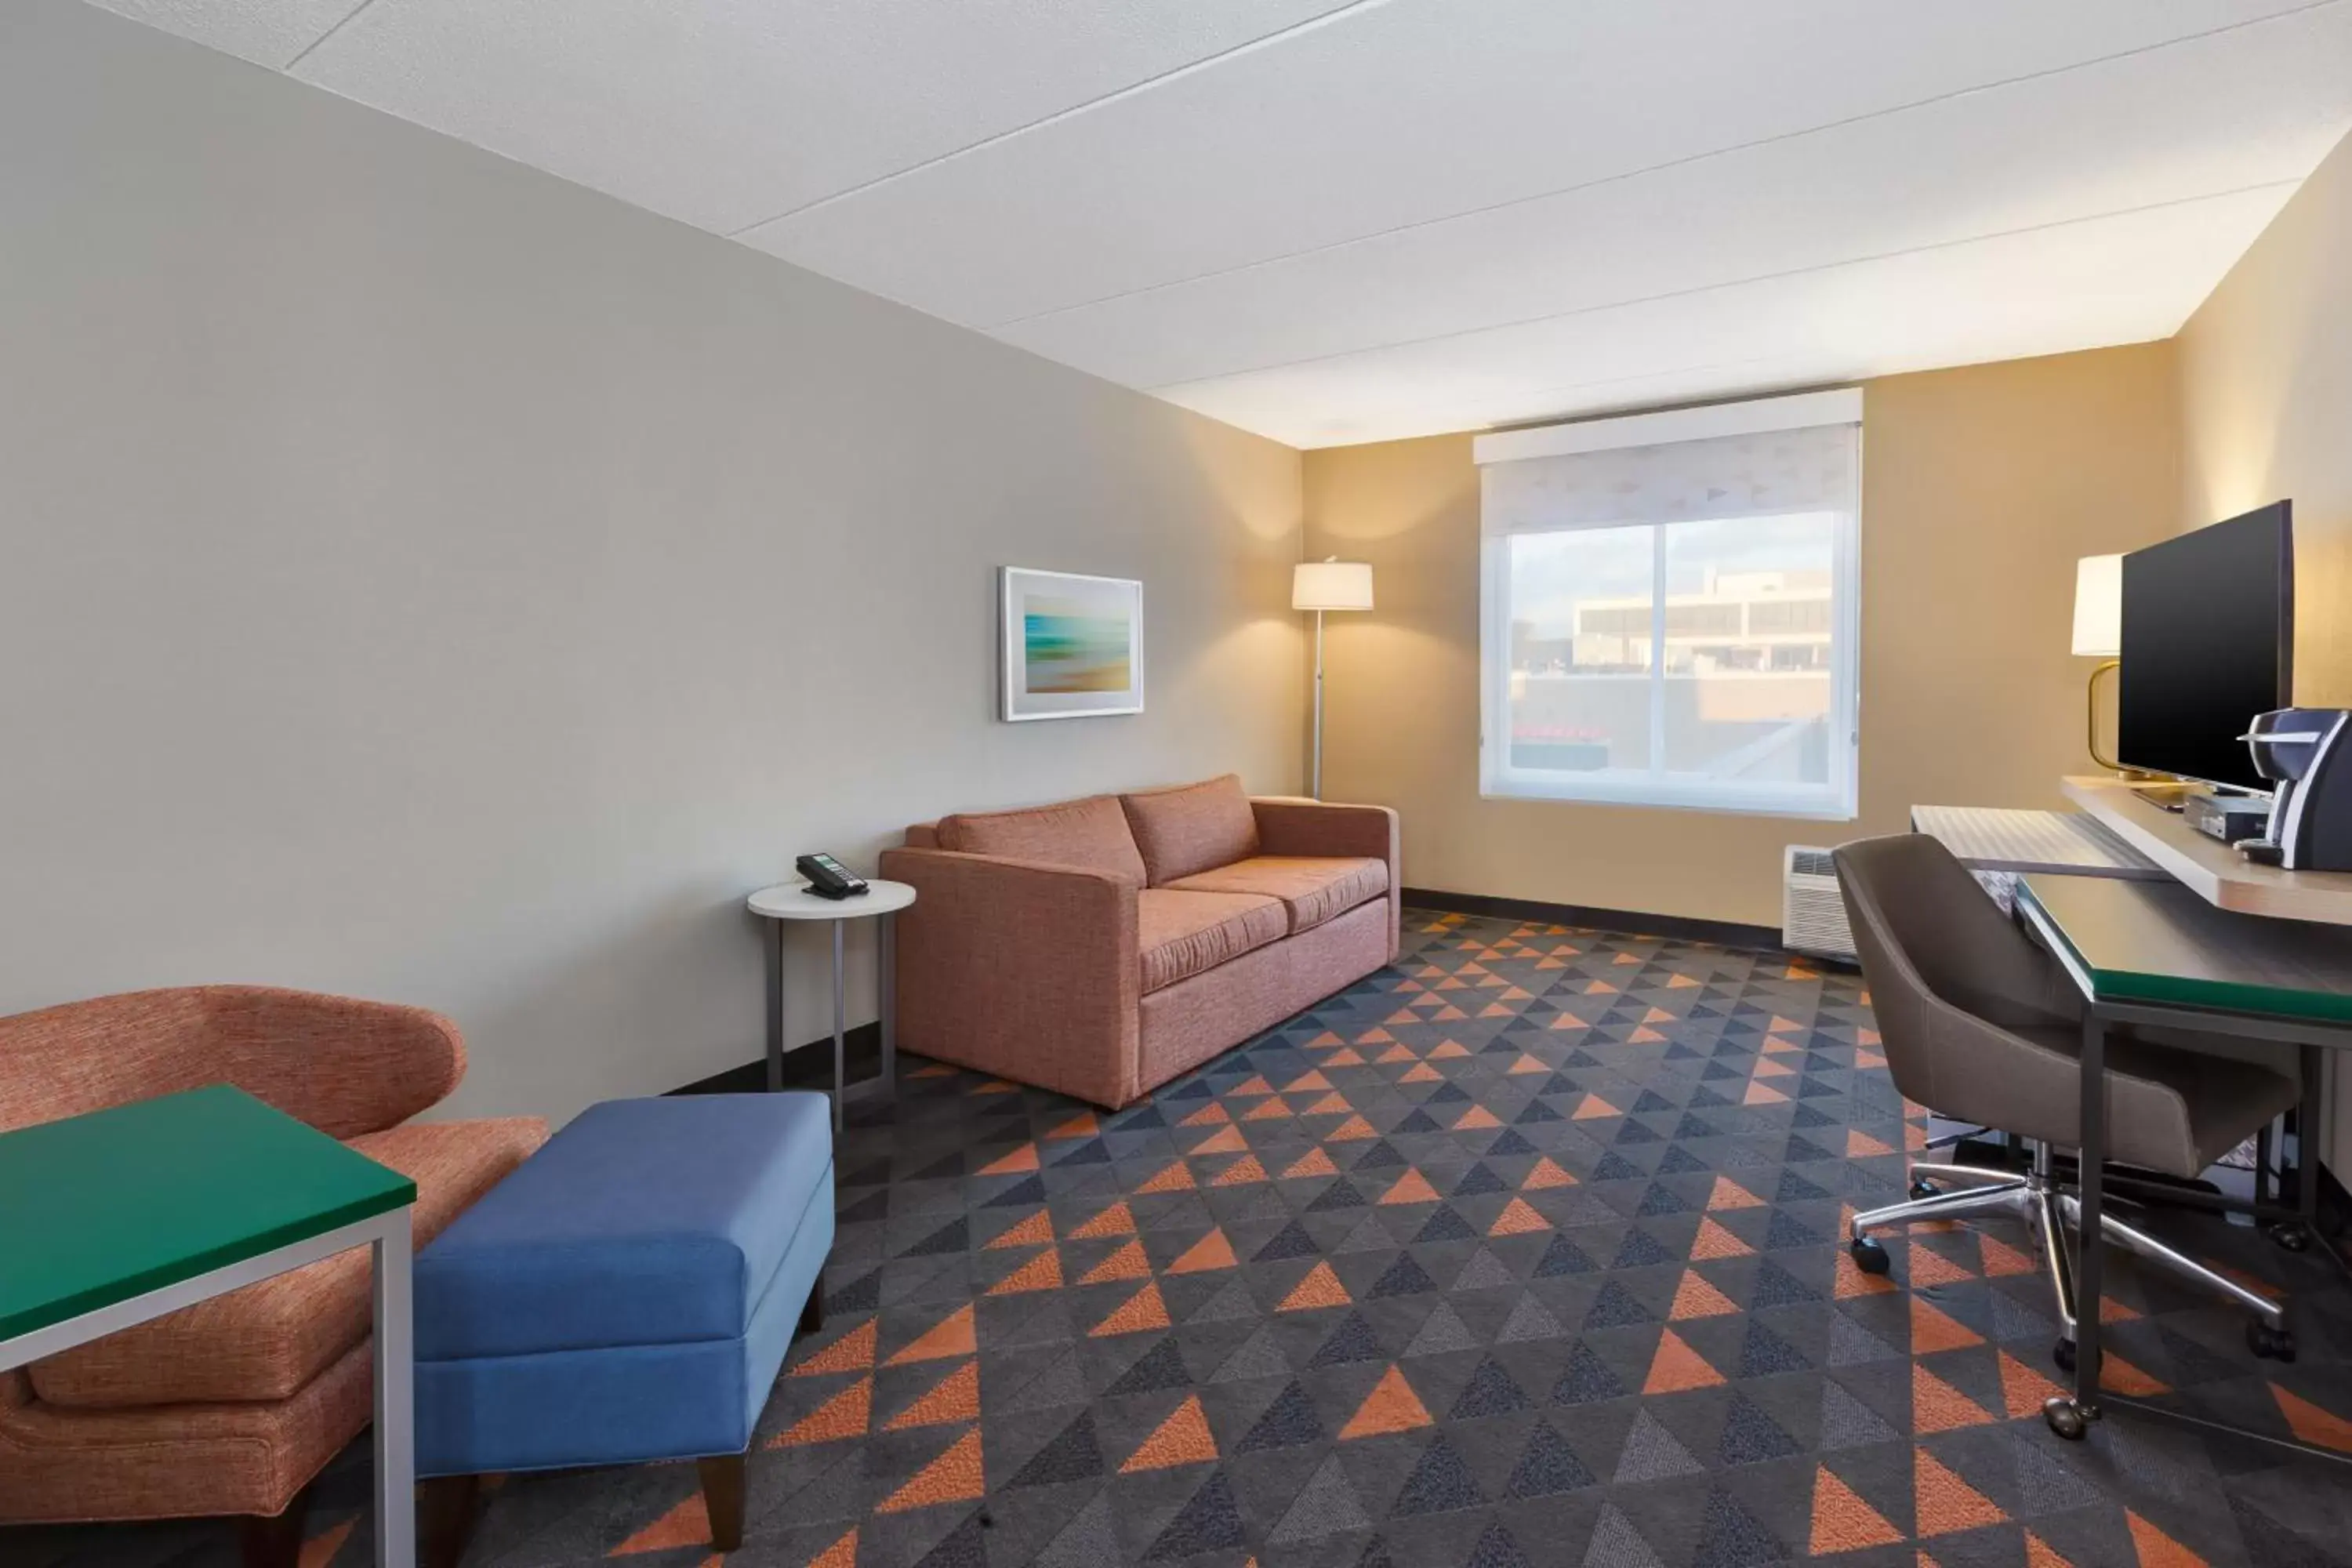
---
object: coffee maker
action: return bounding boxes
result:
[2238,708,2352,870]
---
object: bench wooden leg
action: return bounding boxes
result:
[699,1454,746,1552]
[420,1475,481,1568]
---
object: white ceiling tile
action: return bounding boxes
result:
[287,0,1359,235]
[1153,185,2292,447]
[81,0,356,68]
[996,5,2352,390]
[745,0,2327,326]
[998,7,2352,390]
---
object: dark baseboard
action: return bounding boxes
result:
[670,1021,884,1097]
[1403,887,1784,954]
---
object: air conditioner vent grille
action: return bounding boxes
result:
[1781,844,1855,960]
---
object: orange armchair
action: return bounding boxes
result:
[0,986,546,1566]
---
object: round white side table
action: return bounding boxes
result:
[746,878,917,1130]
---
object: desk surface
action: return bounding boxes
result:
[2017,873,2352,1025]
[2063,775,2352,924]
[0,1085,415,1341]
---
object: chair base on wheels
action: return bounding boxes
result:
[1846,1149,2292,1369]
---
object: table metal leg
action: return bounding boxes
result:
[765,921,786,1094]
[2299,1044,2325,1233]
[830,918,847,1133]
[373,1209,416,1568]
[880,912,898,1101]
[2051,1014,2106,1438]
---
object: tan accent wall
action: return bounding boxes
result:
[2179,129,2352,706]
[1302,344,2180,930]
[2175,126,2352,1173]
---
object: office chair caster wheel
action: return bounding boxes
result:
[2267,1221,2312,1254]
[1849,1236,1891,1275]
[2247,1320,2297,1363]
[2042,1396,2089,1442]
[1909,1178,1939,1200]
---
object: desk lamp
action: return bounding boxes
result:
[1293,559,1374,799]
[2071,554,2123,771]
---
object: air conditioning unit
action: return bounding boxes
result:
[1782,845,1855,960]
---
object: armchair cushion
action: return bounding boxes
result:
[1138,889,1287,994]
[1121,775,1261,884]
[27,1116,545,1410]
[1166,855,1389,935]
[935,794,1146,886]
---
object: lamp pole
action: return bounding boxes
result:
[1312,607,1327,800]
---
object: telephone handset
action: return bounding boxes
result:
[795,852,869,900]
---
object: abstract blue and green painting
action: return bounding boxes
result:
[1025,597,1132,693]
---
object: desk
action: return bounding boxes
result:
[748,878,916,1130]
[2014,873,2352,1461]
[0,1085,418,1566]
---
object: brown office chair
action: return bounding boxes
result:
[1833,834,2303,1367]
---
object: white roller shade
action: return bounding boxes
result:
[1475,390,1861,536]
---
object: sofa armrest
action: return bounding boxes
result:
[1252,798,1399,866]
[878,847,1143,1108]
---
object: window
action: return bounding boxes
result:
[1475,390,1861,818]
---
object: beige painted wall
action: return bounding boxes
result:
[2180,129,2352,705]
[2176,127,2352,1173]
[0,2,1303,1124]
[1303,344,2180,929]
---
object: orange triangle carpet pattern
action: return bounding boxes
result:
[27,911,2352,1568]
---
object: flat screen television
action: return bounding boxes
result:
[2117,500,2293,793]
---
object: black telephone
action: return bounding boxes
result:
[796,852,869,899]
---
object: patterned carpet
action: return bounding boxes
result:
[19,909,2352,1568]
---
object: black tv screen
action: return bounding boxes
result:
[2117,501,2293,793]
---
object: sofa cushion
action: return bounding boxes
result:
[1121,775,1261,884]
[413,1093,832,1361]
[27,1116,546,1410]
[1166,855,1390,935]
[936,794,1146,885]
[1138,888,1287,994]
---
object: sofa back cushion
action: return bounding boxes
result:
[935,794,1147,885]
[1120,775,1261,885]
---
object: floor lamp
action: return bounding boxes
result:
[1293,558,1374,799]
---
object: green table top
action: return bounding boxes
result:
[0,1084,416,1342]
[2019,873,2352,1026]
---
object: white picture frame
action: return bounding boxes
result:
[1000,568,1145,721]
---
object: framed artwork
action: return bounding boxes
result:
[1000,568,1145,721]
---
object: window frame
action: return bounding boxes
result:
[1475,400,1862,821]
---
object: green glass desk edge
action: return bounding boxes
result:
[2016,880,2352,1027]
[0,1181,414,1342]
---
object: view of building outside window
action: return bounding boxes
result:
[1502,512,1839,794]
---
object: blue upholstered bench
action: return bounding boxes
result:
[411,1094,833,1563]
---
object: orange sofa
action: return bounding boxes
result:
[880,774,1399,1107]
[0,987,545,1565]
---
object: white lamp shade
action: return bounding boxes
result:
[2071,554,2122,657]
[1294,560,1374,612]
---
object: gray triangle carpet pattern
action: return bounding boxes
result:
[20,911,2352,1568]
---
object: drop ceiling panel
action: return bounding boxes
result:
[997,5,2352,390]
[1153,185,2292,448]
[83,0,362,67]
[744,0,2327,328]
[285,0,1357,234]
